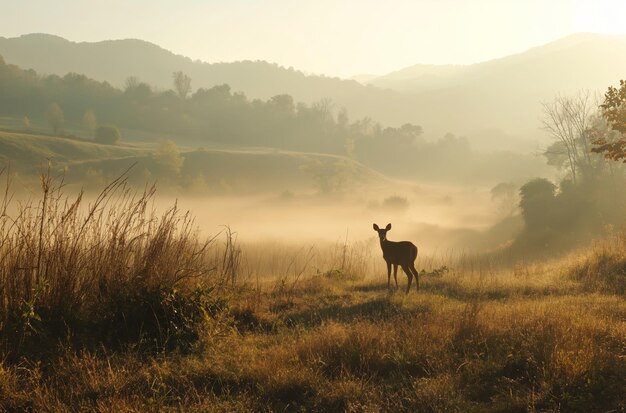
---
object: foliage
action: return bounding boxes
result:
[0,56,542,185]
[172,71,192,100]
[419,265,450,277]
[153,140,185,175]
[299,159,354,194]
[515,86,626,256]
[45,102,64,135]
[101,283,225,352]
[490,182,518,217]
[82,109,97,133]
[518,178,556,230]
[541,92,596,182]
[381,195,409,212]
[94,125,120,145]
[21,115,30,131]
[592,79,626,161]
[512,171,626,255]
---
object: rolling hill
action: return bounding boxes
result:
[1,33,625,148]
[0,128,386,194]
[0,130,149,174]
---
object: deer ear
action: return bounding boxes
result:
[373,223,380,231]
[385,223,392,230]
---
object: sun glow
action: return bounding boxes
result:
[573,0,626,35]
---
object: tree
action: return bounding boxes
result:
[399,123,423,141]
[172,71,192,100]
[519,178,556,230]
[154,140,184,174]
[313,98,335,123]
[83,109,97,135]
[46,102,64,135]
[541,92,595,183]
[95,125,120,145]
[22,116,30,131]
[299,159,353,194]
[491,182,517,217]
[269,94,295,115]
[592,80,626,161]
[125,76,140,91]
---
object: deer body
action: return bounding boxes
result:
[374,223,419,293]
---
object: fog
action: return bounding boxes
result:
[155,179,504,254]
[1,2,625,272]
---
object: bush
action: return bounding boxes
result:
[101,284,226,351]
[94,125,121,145]
[381,195,409,212]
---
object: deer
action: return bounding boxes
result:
[373,223,419,293]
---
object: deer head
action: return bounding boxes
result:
[373,223,392,241]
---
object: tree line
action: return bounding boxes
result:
[509,82,626,255]
[0,55,408,154]
[2,54,512,184]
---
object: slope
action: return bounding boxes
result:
[0,129,386,193]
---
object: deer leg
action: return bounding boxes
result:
[393,264,399,289]
[410,263,420,291]
[402,264,413,294]
[386,262,391,289]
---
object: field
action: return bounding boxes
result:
[2,259,625,412]
[0,174,624,413]
[2,17,626,413]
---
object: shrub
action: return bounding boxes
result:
[153,140,184,174]
[94,125,121,145]
[382,195,409,212]
[46,103,64,135]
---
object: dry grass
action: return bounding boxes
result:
[0,166,226,356]
[2,275,624,412]
[568,231,626,294]
[0,172,625,412]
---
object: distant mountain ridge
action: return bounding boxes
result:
[0,33,368,100]
[367,33,626,93]
[1,32,626,147]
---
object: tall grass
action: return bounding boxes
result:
[0,166,224,354]
[568,230,626,294]
[1,167,624,411]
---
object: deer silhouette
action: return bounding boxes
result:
[373,223,419,293]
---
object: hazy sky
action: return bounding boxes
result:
[1,0,625,77]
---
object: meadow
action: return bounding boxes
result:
[1,17,626,413]
[0,172,624,413]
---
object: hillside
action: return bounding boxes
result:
[366,64,466,92]
[0,130,148,174]
[369,33,626,93]
[2,33,625,147]
[0,129,386,193]
[366,33,626,140]
[68,148,386,194]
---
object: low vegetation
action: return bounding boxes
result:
[0,173,624,412]
[0,167,238,359]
